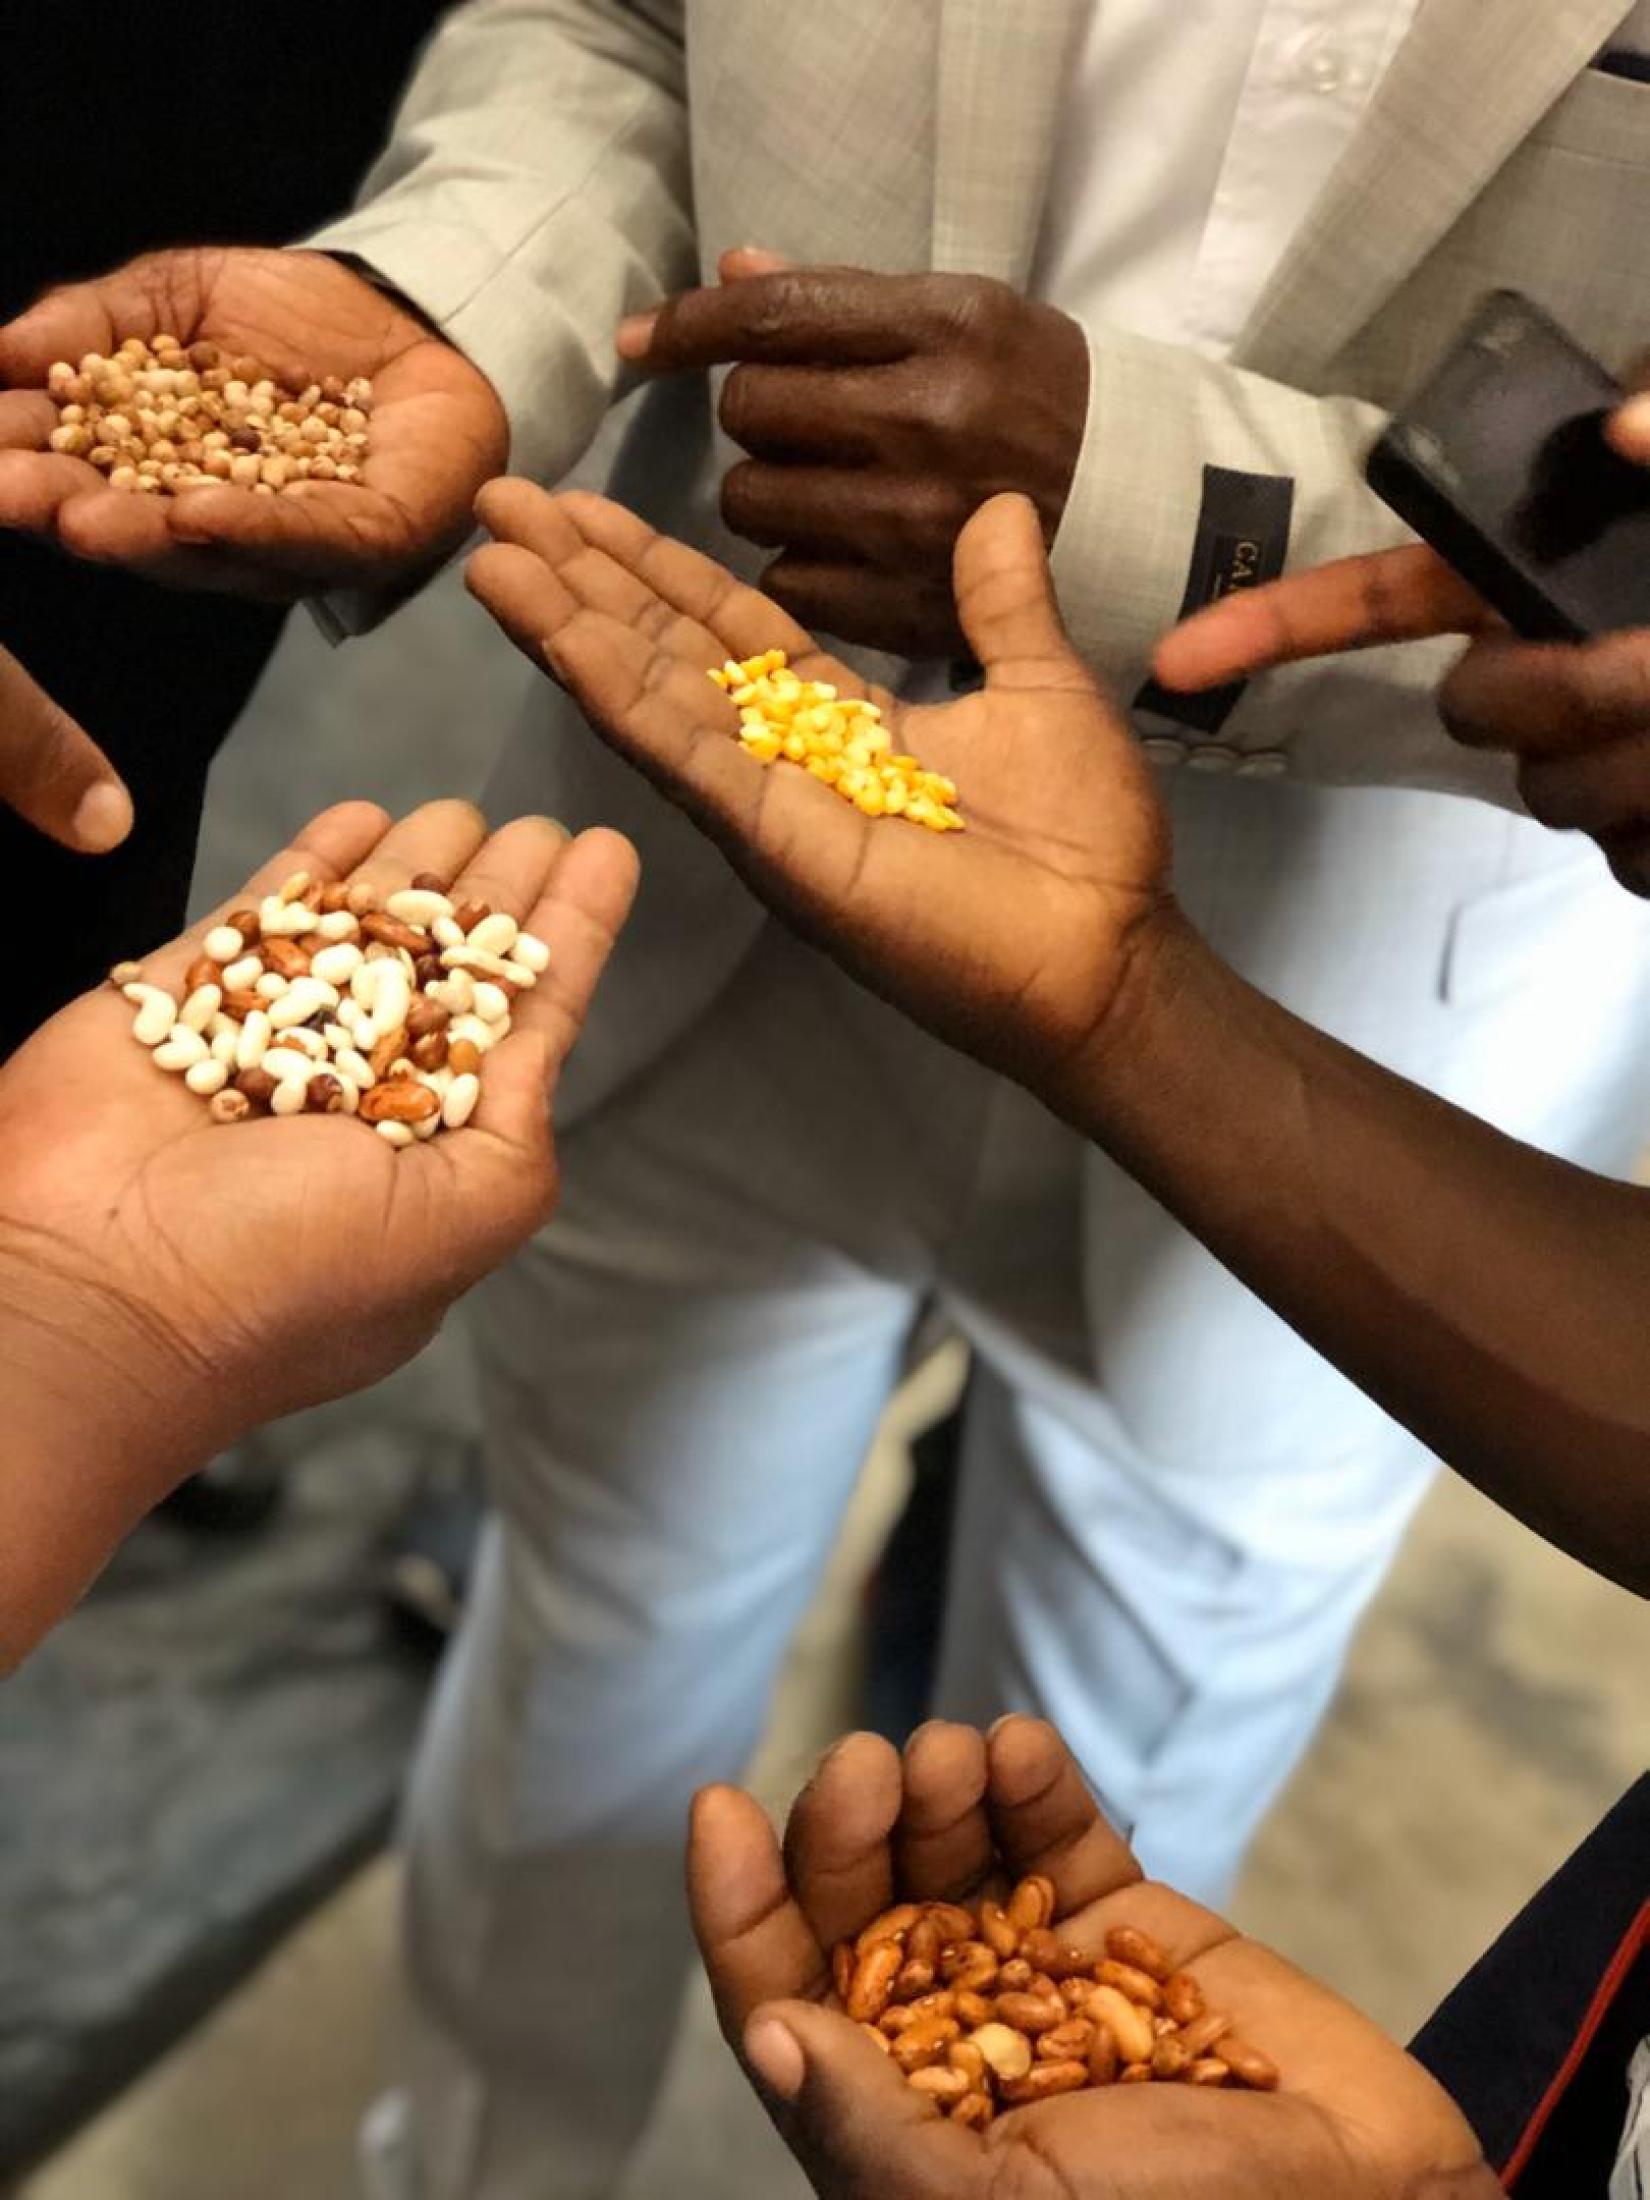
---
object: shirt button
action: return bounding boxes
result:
[1185,743,1238,775]
[1141,735,1186,769]
[1300,40,1345,94]
[1237,750,1289,780]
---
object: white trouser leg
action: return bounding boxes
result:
[372,933,948,2200]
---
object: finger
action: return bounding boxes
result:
[556,490,833,670]
[688,1786,833,2039]
[0,452,116,537]
[0,646,132,852]
[0,266,182,387]
[781,1734,903,1953]
[446,813,569,924]
[1443,629,1650,758]
[984,1717,1142,1915]
[722,461,972,565]
[744,2001,986,2199]
[1606,390,1650,467]
[348,798,490,903]
[893,1723,995,1902]
[951,493,1093,695]
[763,555,962,658]
[720,362,895,465]
[619,269,935,372]
[1517,729,1650,835]
[0,390,58,451]
[472,826,638,1142]
[162,479,410,589]
[1151,544,1493,692]
[719,245,795,283]
[134,801,393,985]
[1598,824,1650,898]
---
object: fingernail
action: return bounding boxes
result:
[616,312,659,360]
[1609,393,1650,458]
[745,2017,805,2101]
[72,778,134,852]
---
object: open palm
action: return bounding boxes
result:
[0,798,634,1658]
[688,1718,1496,2200]
[468,485,1173,1107]
[0,247,505,597]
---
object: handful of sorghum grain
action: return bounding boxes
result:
[709,651,964,830]
[839,1876,1279,2128]
[112,871,550,1148]
[47,337,372,497]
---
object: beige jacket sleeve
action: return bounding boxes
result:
[309,0,695,496]
[1052,324,1518,807]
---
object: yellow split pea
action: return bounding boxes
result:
[708,651,964,830]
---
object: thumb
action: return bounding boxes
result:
[952,493,1094,695]
[0,645,133,852]
[744,2001,987,2200]
[1607,390,1650,467]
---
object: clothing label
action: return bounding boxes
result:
[1134,464,1295,734]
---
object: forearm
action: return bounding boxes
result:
[1064,917,1650,1592]
[0,1230,216,1669]
[310,0,695,495]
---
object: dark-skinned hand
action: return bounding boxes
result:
[687,1716,1497,2200]
[616,247,1089,660]
[0,642,131,851]
[1151,391,1650,898]
[467,483,1168,1114]
[0,247,506,599]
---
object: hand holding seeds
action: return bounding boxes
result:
[0,248,505,596]
[467,483,1173,1115]
[687,1717,1496,2200]
[0,800,635,1668]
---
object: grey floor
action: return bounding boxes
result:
[18,578,1650,2198]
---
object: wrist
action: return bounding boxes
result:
[1035,898,1214,1136]
[0,1224,225,1664]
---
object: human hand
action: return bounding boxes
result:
[0,799,635,1663]
[0,248,506,598]
[687,1716,1497,2200]
[616,250,1090,658]
[1151,395,1650,896]
[0,642,131,851]
[468,482,1170,1110]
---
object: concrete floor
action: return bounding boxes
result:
[21,1369,1647,2200]
[17,568,1650,2199]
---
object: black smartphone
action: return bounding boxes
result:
[1365,290,1650,642]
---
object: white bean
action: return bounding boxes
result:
[467,912,519,958]
[375,1120,414,1148]
[203,924,246,963]
[222,953,263,991]
[311,942,363,987]
[185,1058,230,1097]
[262,1047,317,1084]
[316,910,359,942]
[333,1046,376,1088]
[442,1072,480,1131]
[270,1078,310,1116]
[472,981,511,1025]
[235,1010,272,1072]
[211,1028,241,1065]
[255,972,289,1001]
[433,916,465,950]
[447,1014,497,1055]
[350,961,381,1011]
[514,932,551,975]
[125,984,177,1047]
[267,978,336,1029]
[154,1027,210,1071]
[386,888,453,927]
[180,983,222,1033]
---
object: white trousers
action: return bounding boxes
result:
[370,778,1650,2200]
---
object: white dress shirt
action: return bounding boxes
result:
[1031,0,1422,358]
